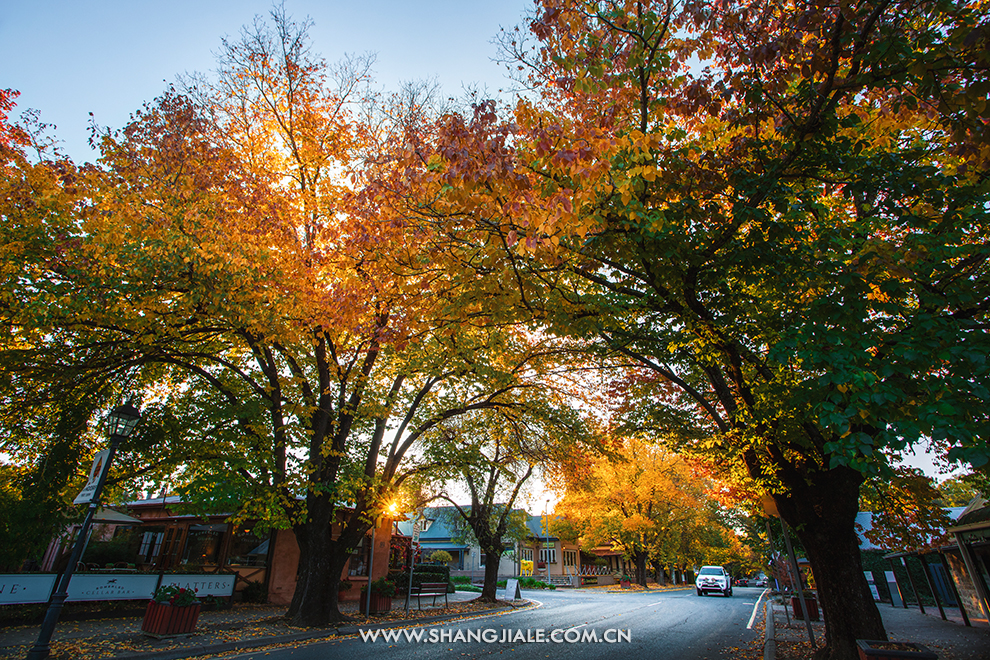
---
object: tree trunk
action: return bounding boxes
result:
[479,549,503,602]
[653,560,666,585]
[635,551,649,586]
[286,496,351,626]
[775,465,886,660]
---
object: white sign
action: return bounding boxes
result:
[0,574,57,604]
[73,450,110,505]
[160,574,236,597]
[864,571,880,601]
[504,578,522,600]
[412,518,423,544]
[66,573,159,602]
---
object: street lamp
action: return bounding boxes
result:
[27,403,141,660]
[542,498,551,576]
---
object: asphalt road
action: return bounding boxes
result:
[229,585,768,660]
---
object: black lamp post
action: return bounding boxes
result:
[26,403,141,660]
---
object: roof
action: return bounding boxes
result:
[92,508,143,524]
[395,506,466,542]
[948,496,990,532]
[397,505,535,543]
[526,514,558,541]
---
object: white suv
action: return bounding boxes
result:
[695,565,732,597]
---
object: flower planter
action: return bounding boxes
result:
[360,591,393,615]
[856,640,938,660]
[790,594,819,621]
[141,601,201,636]
[620,580,631,589]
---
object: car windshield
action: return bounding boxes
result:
[699,568,722,576]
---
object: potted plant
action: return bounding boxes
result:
[142,584,201,636]
[620,574,632,588]
[855,640,937,660]
[360,577,396,615]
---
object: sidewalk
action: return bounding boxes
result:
[0,591,524,660]
[767,597,990,660]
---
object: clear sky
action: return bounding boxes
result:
[0,0,535,163]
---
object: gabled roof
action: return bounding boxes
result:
[396,506,463,541]
[397,505,536,543]
[526,514,557,541]
[949,496,990,532]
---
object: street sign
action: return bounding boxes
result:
[73,450,110,505]
[412,517,423,544]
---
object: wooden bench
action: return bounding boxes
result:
[410,582,449,610]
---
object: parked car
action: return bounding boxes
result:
[696,565,732,597]
[733,577,749,587]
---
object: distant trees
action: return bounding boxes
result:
[554,436,746,586]
[421,394,594,601]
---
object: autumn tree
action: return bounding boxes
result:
[939,472,987,506]
[0,92,165,569]
[556,437,711,586]
[406,1,990,657]
[1,10,590,628]
[858,467,955,553]
[421,388,592,601]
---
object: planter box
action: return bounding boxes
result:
[790,595,819,621]
[141,601,201,636]
[856,640,938,660]
[359,591,393,615]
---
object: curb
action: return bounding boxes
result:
[111,603,532,660]
[764,602,775,660]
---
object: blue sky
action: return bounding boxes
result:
[1,0,534,162]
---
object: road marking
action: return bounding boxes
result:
[747,589,769,629]
[565,622,590,632]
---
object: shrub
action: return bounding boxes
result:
[517,577,554,590]
[428,550,453,564]
[240,581,268,603]
[361,577,397,597]
[81,535,134,566]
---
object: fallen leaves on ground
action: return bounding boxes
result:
[0,600,517,660]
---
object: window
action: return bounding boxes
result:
[348,537,370,577]
[138,531,164,563]
[563,550,576,567]
[520,547,533,562]
[480,553,486,566]
[182,524,226,566]
[540,548,556,564]
[227,526,271,567]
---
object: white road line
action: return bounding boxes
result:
[565,622,590,632]
[747,589,769,629]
